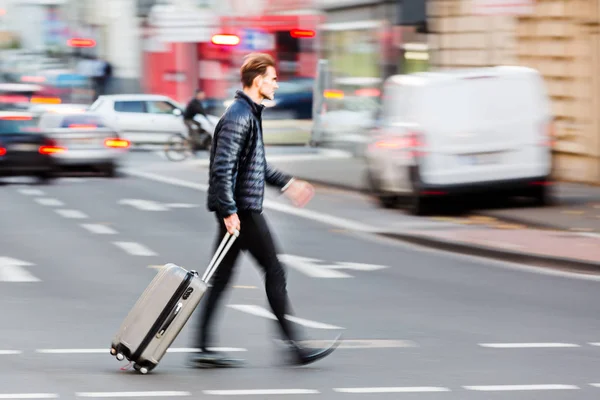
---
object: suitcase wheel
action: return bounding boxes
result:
[133,364,149,375]
[115,353,125,361]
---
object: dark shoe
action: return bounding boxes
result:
[187,350,245,368]
[288,333,342,366]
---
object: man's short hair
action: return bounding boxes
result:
[240,53,276,88]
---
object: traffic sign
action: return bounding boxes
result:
[239,28,275,51]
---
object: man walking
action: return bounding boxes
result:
[189,53,340,368]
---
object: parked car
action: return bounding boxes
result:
[365,66,554,214]
[37,112,129,177]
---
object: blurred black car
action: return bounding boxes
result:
[0,112,58,183]
[263,79,314,120]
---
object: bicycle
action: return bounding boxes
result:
[164,121,213,162]
[164,133,195,162]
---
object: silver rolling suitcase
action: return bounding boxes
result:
[110,230,239,374]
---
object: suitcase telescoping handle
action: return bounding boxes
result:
[202,229,239,283]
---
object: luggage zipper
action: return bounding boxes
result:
[131,270,197,361]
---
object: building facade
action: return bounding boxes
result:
[428,0,600,184]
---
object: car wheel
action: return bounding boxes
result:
[36,171,55,185]
[102,162,117,178]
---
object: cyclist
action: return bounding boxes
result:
[183,88,210,151]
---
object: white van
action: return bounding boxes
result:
[364,66,554,215]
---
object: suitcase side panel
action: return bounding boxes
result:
[112,264,188,356]
[138,277,208,365]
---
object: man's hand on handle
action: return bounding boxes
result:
[224,213,241,235]
[284,179,315,208]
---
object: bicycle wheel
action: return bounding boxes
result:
[165,133,192,161]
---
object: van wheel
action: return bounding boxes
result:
[532,185,553,206]
[366,168,397,208]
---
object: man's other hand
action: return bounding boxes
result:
[284,179,315,208]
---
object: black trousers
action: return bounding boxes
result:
[196,211,299,351]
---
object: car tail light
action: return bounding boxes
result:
[104,138,130,149]
[69,124,97,129]
[408,131,426,157]
[0,115,32,121]
[0,147,6,156]
[39,138,65,155]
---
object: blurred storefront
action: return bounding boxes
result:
[428,0,600,184]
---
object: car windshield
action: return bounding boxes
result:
[0,116,40,134]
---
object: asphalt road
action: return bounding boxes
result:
[0,152,600,399]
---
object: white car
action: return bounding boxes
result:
[365,66,554,215]
[88,94,218,146]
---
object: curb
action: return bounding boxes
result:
[475,211,580,233]
[379,231,600,273]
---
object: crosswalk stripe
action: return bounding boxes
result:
[228,304,343,330]
[0,257,38,282]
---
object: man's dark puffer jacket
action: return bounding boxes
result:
[207,90,292,218]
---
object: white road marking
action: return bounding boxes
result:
[36,347,245,354]
[0,395,58,399]
[203,389,319,396]
[76,392,190,398]
[55,209,88,219]
[34,198,64,207]
[118,199,169,211]
[334,387,450,393]
[479,343,580,348]
[589,383,600,387]
[81,224,117,235]
[60,178,88,183]
[113,242,157,257]
[228,304,343,330]
[328,261,388,271]
[165,203,199,208]
[0,350,21,355]
[300,339,416,349]
[17,188,44,196]
[278,254,352,278]
[0,257,39,282]
[587,342,600,347]
[463,384,579,391]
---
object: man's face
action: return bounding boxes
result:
[196,91,205,100]
[259,66,279,101]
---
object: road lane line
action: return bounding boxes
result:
[0,395,58,399]
[113,242,157,256]
[35,198,64,207]
[228,304,343,330]
[479,343,580,348]
[55,209,88,219]
[203,389,319,396]
[17,188,44,196]
[36,347,246,354]
[464,384,579,391]
[76,392,190,398]
[81,224,117,235]
[334,387,450,393]
[0,350,21,355]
